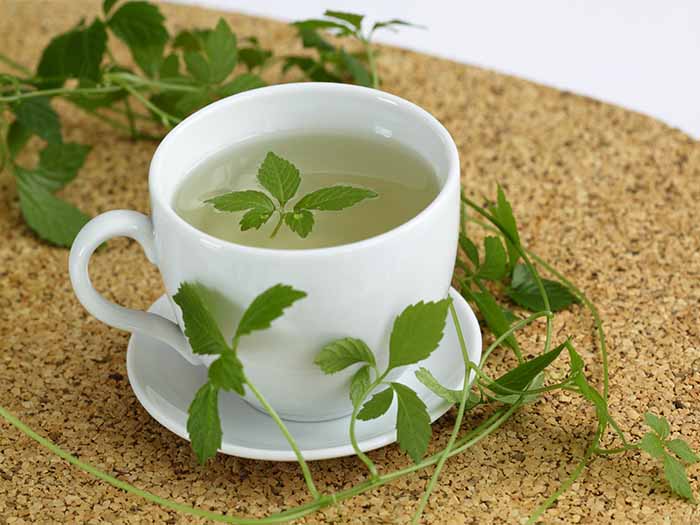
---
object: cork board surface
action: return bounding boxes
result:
[1,1,699,523]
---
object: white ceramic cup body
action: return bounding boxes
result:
[70,83,460,421]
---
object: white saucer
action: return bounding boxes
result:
[126,287,482,461]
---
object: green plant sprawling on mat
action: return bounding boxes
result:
[0,2,412,247]
[205,151,377,238]
[0,2,697,523]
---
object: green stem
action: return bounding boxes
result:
[105,72,201,93]
[269,211,285,238]
[479,310,550,366]
[0,52,31,76]
[0,85,123,103]
[115,79,179,127]
[124,98,137,139]
[362,37,379,89]
[245,381,321,500]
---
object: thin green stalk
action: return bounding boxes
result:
[269,211,285,239]
[479,311,550,366]
[105,72,201,93]
[245,381,321,500]
[124,98,137,139]
[115,80,179,127]
[0,85,123,103]
[0,51,31,76]
[348,371,387,478]
[362,38,379,88]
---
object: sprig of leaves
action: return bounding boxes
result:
[205,151,377,239]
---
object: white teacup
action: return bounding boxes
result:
[69,83,460,422]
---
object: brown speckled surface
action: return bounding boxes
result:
[1,1,699,523]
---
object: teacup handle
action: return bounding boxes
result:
[69,210,200,365]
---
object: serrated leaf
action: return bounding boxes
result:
[239,208,273,231]
[12,97,61,144]
[173,29,211,52]
[217,73,265,97]
[339,49,372,86]
[159,53,180,79]
[36,19,107,87]
[16,171,89,247]
[32,142,91,192]
[415,367,480,407]
[324,10,364,30]
[645,412,671,439]
[257,152,301,206]
[284,210,314,238]
[477,236,507,281]
[463,287,518,351]
[206,190,274,213]
[666,439,700,464]
[205,19,237,84]
[208,351,245,395]
[315,337,376,374]
[357,387,393,420]
[295,185,377,211]
[491,342,565,396]
[392,382,432,463]
[236,284,306,338]
[184,52,210,84]
[507,264,579,312]
[663,454,696,501]
[640,432,666,459]
[388,299,451,370]
[349,365,371,406]
[7,120,32,158]
[459,233,479,267]
[172,282,229,356]
[187,382,221,464]
[491,185,521,270]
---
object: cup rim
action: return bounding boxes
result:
[150,82,459,257]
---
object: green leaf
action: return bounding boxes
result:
[324,10,364,30]
[284,210,315,238]
[187,382,221,464]
[349,365,371,406]
[464,288,518,350]
[217,74,265,97]
[205,19,238,84]
[239,208,273,231]
[372,19,419,32]
[388,299,451,370]
[283,56,342,82]
[108,1,169,77]
[293,19,353,35]
[392,382,432,463]
[491,341,565,396]
[16,171,90,247]
[173,29,211,52]
[238,41,272,71]
[236,284,306,338]
[501,307,519,324]
[172,282,229,356]
[357,387,393,421]
[488,371,544,405]
[315,338,376,374]
[103,0,119,15]
[184,52,210,84]
[173,90,210,118]
[415,367,480,407]
[663,454,696,502]
[572,369,609,422]
[295,185,377,211]
[257,152,301,207]
[459,233,479,267]
[206,190,275,213]
[7,120,32,158]
[639,432,666,460]
[296,27,335,52]
[477,236,507,281]
[159,53,180,79]
[645,412,671,439]
[666,439,700,464]
[36,19,107,87]
[339,49,372,86]
[32,142,91,192]
[68,77,128,110]
[492,185,521,269]
[507,264,579,312]
[12,97,61,144]
[208,351,245,396]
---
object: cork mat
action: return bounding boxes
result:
[1,1,699,523]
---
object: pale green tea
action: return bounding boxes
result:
[174,132,439,249]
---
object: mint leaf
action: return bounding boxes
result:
[257,152,301,207]
[491,185,521,270]
[103,0,119,15]
[666,439,700,464]
[108,1,169,77]
[205,19,237,84]
[172,282,229,356]
[217,73,265,97]
[464,288,518,350]
[315,337,376,374]
[415,367,480,407]
[184,52,210,84]
[645,412,671,439]
[357,387,393,420]
[491,341,565,396]
[187,383,221,464]
[32,142,91,192]
[206,190,274,213]
[339,50,371,87]
[12,98,61,144]
[349,365,371,406]
[477,236,507,281]
[507,264,579,312]
[236,284,306,338]
[36,19,107,87]
[387,299,451,370]
[295,185,377,211]
[284,210,314,238]
[663,454,696,501]
[16,172,89,247]
[324,10,364,30]
[392,383,431,463]
[208,351,245,396]
[639,432,666,459]
[239,208,273,231]
[459,233,479,267]
[7,120,32,158]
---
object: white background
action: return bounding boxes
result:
[171,1,700,138]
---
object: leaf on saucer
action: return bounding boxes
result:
[392,382,431,463]
[208,351,245,395]
[235,284,306,338]
[187,382,222,464]
[257,152,301,207]
[349,365,371,406]
[357,387,393,420]
[173,282,229,355]
[315,337,376,374]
